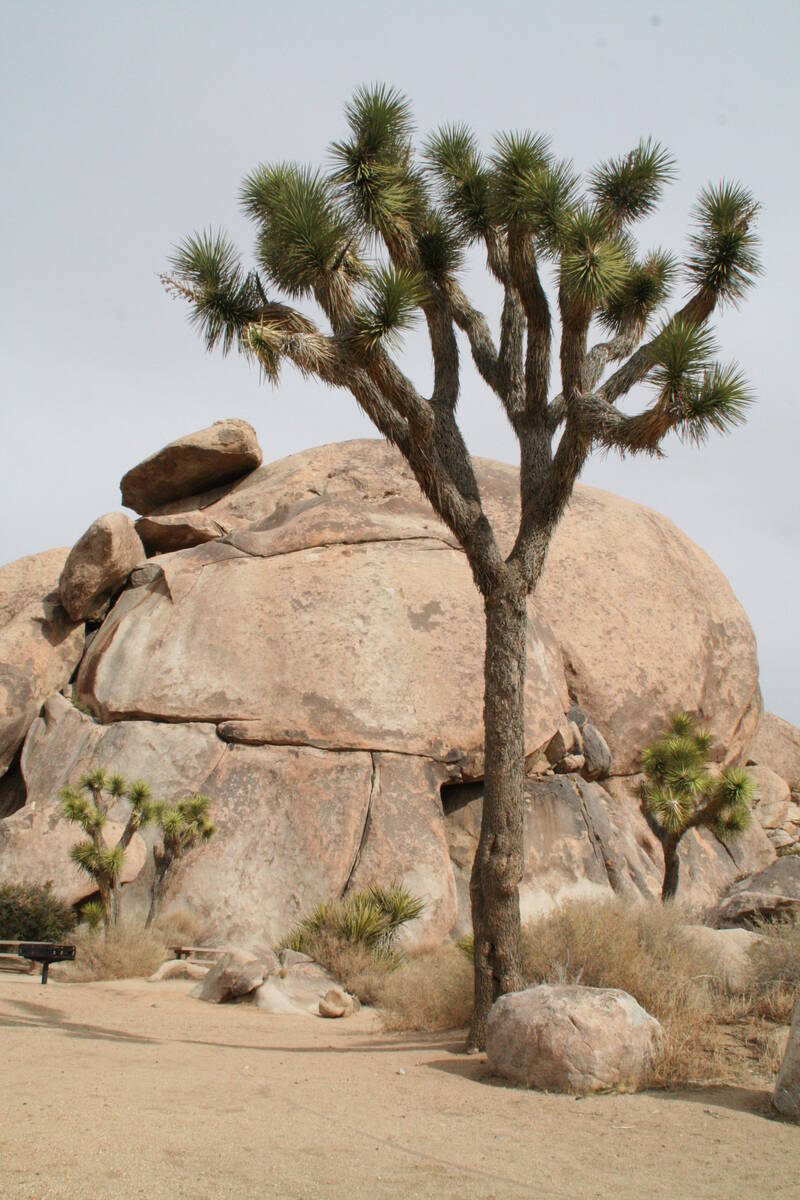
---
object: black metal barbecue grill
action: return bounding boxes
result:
[0,941,76,984]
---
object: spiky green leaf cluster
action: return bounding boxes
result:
[281,881,424,961]
[153,794,215,857]
[167,230,263,354]
[590,139,676,227]
[560,207,631,306]
[599,249,678,332]
[350,264,427,352]
[69,840,124,882]
[331,84,425,242]
[686,182,762,306]
[707,767,755,839]
[641,713,754,841]
[648,319,753,444]
[247,165,361,298]
[423,123,491,241]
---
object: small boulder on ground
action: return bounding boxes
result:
[486,984,661,1095]
[193,949,265,1003]
[253,960,341,1015]
[59,513,145,621]
[319,987,360,1018]
[716,856,800,927]
[774,995,800,1121]
[120,419,262,514]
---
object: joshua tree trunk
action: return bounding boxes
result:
[97,877,113,931]
[145,853,171,928]
[661,836,681,901]
[466,575,528,1051]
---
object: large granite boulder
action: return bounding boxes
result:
[121,419,262,514]
[59,512,145,621]
[112,440,760,774]
[0,438,775,945]
[486,984,661,1094]
[774,995,800,1121]
[716,857,800,927]
[0,548,71,627]
[748,713,800,799]
[0,550,84,777]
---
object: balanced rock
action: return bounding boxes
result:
[773,996,800,1121]
[120,419,262,515]
[59,512,145,621]
[486,984,661,1095]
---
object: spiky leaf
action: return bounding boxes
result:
[686,181,761,306]
[591,139,676,226]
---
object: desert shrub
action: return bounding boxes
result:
[59,920,167,982]
[379,945,473,1032]
[746,915,800,1023]
[151,905,215,950]
[0,881,76,942]
[520,897,729,1085]
[281,883,424,961]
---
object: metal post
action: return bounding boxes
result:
[41,961,49,985]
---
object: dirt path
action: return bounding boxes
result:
[0,974,797,1199]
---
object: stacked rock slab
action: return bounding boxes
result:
[0,431,788,946]
[121,418,262,515]
[0,548,84,778]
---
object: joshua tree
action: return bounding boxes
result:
[163,85,761,1048]
[640,713,755,900]
[145,795,215,927]
[60,769,153,927]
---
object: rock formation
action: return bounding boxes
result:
[0,423,796,946]
[486,984,661,1094]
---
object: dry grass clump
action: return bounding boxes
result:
[520,897,723,1085]
[379,945,473,1032]
[746,915,800,1023]
[151,905,215,950]
[370,898,799,1088]
[298,930,398,1007]
[59,921,167,982]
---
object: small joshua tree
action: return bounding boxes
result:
[640,713,755,901]
[60,769,154,928]
[145,795,215,928]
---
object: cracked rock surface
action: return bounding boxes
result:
[0,437,784,944]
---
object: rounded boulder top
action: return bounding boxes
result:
[120,418,263,514]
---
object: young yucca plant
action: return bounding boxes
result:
[281,882,424,965]
[640,713,755,900]
[60,769,155,929]
[145,794,215,927]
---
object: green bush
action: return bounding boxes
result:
[0,881,76,942]
[281,882,424,962]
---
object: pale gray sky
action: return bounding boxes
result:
[1,0,797,722]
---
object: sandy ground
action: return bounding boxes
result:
[0,973,797,1200]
